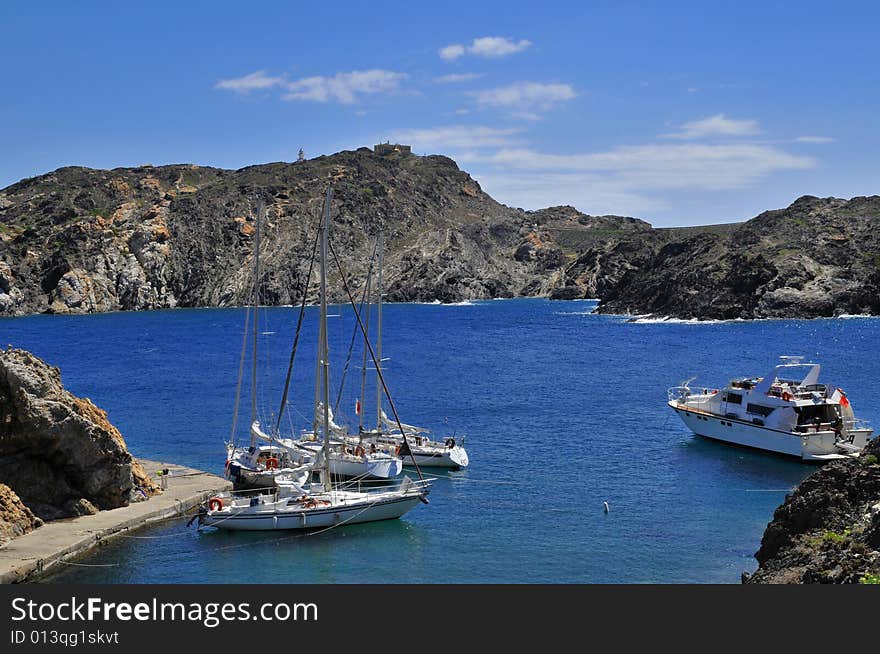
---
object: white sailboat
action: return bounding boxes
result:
[225,422,312,489]
[353,230,469,469]
[374,410,468,469]
[224,201,311,489]
[199,184,431,531]
[668,355,873,461]
[255,229,404,481]
[269,403,403,480]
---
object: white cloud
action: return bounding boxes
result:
[434,73,483,83]
[215,70,285,94]
[388,125,525,150]
[478,144,814,190]
[459,142,816,215]
[283,70,407,104]
[509,111,542,121]
[216,69,407,104]
[439,44,466,61]
[470,81,577,111]
[665,114,760,139]
[439,36,531,61]
[476,172,668,215]
[795,136,834,143]
[469,36,532,57]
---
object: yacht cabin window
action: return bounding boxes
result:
[746,403,774,417]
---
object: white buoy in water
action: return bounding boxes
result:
[603,501,610,513]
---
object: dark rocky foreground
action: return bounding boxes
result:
[744,437,880,584]
[0,347,158,537]
[0,147,877,320]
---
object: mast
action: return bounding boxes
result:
[249,200,262,447]
[375,229,384,433]
[358,265,373,434]
[312,307,323,437]
[319,185,333,492]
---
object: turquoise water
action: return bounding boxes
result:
[3,299,877,583]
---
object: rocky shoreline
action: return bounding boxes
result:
[0,347,230,584]
[0,347,158,544]
[597,195,880,321]
[1,149,877,321]
[744,436,880,584]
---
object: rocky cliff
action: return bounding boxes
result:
[1,149,877,320]
[0,150,675,315]
[0,347,158,522]
[597,195,880,320]
[744,437,880,584]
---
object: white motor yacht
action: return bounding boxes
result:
[668,356,873,461]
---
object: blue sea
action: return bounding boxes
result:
[2,299,878,583]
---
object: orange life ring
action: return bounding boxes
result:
[265,456,279,470]
[208,497,223,511]
[394,445,401,456]
[782,392,793,402]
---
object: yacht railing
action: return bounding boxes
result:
[667,386,717,405]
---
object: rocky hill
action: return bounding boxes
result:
[597,195,880,320]
[0,347,158,522]
[1,149,877,320]
[0,149,654,315]
[744,437,880,584]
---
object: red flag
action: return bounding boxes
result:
[355,399,361,415]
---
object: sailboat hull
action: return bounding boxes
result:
[295,440,403,479]
[405,446,469,469]
[202,493,423,531]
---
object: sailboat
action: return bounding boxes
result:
[198,184,431,531]
[373,410,468,469]
[250,230,403,481]
[287,403,403,479]
[348,231,469,469]
[223,201,312,489]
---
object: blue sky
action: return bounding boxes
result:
[1,0,877,226]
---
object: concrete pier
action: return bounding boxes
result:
[0,459,230,583]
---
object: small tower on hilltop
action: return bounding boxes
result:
[297,148,305,162]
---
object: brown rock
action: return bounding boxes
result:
[0,347,159,521]
[0,482,42,544]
